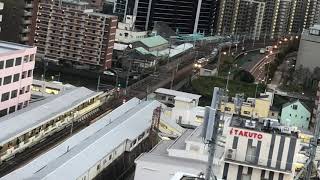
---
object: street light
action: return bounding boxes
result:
[279,41,282,44]
[274,45,278,49]
[295,36,299,39]
[223,51,227,55]
[284,38,288,42]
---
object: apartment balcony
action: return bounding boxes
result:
[24,11,32,17]
[25,3,33,9]
[22,19,31,25]
[21,36,29,42]
[22,28,30,33]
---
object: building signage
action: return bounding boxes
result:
[229,128,263,140]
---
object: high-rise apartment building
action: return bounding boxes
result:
[113,0,219,34]
[34,0,117,70]
[0,0,39,45]
[217,0,265,39]
[0,41,36,117]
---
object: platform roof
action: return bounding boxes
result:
[139,35,168,48]
[0,87,101,145]
[0,41,32,54]
[2,98,161,180]
[155,88,201,100]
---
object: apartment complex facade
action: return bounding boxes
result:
[222,116,300,180]
[0,0,39,45]
[217,0,265,39]
[113,0,219,34]
[0,41,36,117]
[34,0,117,69]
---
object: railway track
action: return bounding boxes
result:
[0,98,123,177]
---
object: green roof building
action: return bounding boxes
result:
[280,100,311,129]
[133,35,169,52]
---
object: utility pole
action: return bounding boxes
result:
[96,75,101,91]
[305,106,320,179]
[216,47,223,77]
[202,87,221,180]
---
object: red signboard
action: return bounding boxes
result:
[229,128,263,140]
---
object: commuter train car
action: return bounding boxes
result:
[0,87,110,164]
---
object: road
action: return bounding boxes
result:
[250,53,276,83]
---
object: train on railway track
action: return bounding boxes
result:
[0,87,112,165]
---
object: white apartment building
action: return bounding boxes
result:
[115,15,148,44]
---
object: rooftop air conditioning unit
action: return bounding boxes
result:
[225,149,236,160]
[245,120,256,129]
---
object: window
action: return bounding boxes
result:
[96,164,100,170]
[15,57,22,66]
[12,74,19,83]
[1,92,10,102]
[17,103,23,110]
[245,143,257,163]
[11,90,17,99]
[9,106,15,114]
[24,55,29,62]
[271,112,275,116]
[301,116,303,119]
[292,105,298,110]
[103,159,107,165]
[225,107,231,111]
[22,71,27,79]
[0,78,2,85]
[20,87,25,95]
[25,85,30,93]
[30,54,35,61]
[0,61,3,69]
[241,174,251,180]
[5,59,14,68]
[290,114,291,117]
[3,75,12,85]
[109,154,112,160]
[23,101,28,107]
[27,70,32,77]
[307,117,309,121]
[0,108,7,117]
[244,111,251,115]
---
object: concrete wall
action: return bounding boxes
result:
[296,33,320,71]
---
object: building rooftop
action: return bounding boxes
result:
[3,98,160,180]
[139,35,168,48]
[155,88,201,100]
[0,87,101,145]
[0,41,32,54]
[229,115,298,137]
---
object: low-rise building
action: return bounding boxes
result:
[134,126,225,180]
[133,35,169,52]
[222,115,300,180]
[199,64,217,77]
[115,15,148,44]
[220,95,271,119]
[280,100,311,129]
[154,88,201,107]
[0,41,36,117]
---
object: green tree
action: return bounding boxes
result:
[233,70,255,83]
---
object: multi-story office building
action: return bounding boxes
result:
[222,116,300,180]
[296,24,320,71]
[0,41,36,117]
[34,0,117,70]
[0,0,39,45]
[217,0,265,39]
[114,0,219,34]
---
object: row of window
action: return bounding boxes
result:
[0,54,35,70]
[0,70,33,86]
[1,85,31,102]
[0,101,29,117]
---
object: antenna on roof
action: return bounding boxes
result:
[201,87,220,180]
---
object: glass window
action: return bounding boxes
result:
[13,73,20,82]
[15,57,22,66]
[9,106,15,114]
[0,61,3,69]
[24,55,29,62]
[27,70,32,77]
[292,105,298,110]
[17,103,23,110]
[11,89,17,99]
[241,174,251,180]
[23,100,28,107]
[3,75,12,85]
[30,54,35,61]
[25,85,30,93]
[245,143,257,163]
[244,111,251,115]
[5,59,14,68]
[0,78,2,86]
[20,87,25,95]
[22,71,27,79]
[1,92,10,102]
[0,108,7,117]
